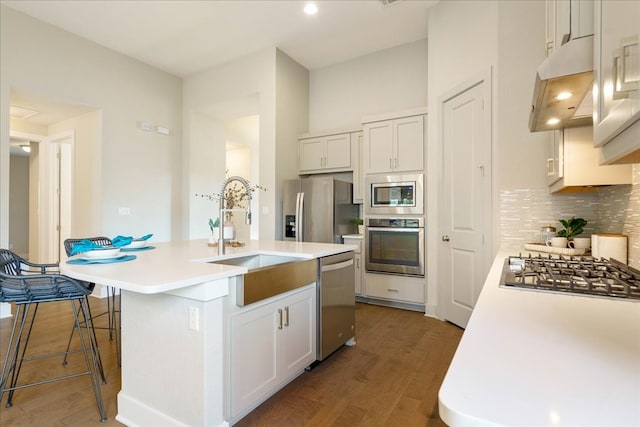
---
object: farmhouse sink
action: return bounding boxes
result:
[210,255,317,306]
[212,254,301,269]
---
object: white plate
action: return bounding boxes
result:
[121,240,147,249]
[83,248,121,259]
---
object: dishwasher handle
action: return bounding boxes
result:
[321,258,354,272]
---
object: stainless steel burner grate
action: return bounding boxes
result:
[501,255,640,300]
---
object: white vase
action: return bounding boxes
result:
[213,225,234,240]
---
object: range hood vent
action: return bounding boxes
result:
[529,35,594,132]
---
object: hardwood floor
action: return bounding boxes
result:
[0,299,462,426]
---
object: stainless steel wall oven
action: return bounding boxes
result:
[365,217,424,276]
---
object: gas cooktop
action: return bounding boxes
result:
[501,255,640,301]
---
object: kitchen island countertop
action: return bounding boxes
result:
[439,250,640,426]
[58,239,356,427]
[60,238,356,294]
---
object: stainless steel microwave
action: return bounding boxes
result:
[365,173,424,215]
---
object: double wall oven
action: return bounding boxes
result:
[364,173,425,277]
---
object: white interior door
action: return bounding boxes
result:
[441,76,492,329]
[43,131,74,263]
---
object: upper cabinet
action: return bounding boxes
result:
[362,108,427,174]
[593,0,640,164]
[545,0,594,57]
[298,130,358,174]
[547,125,631,193]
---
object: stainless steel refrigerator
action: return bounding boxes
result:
[282,177,358,244]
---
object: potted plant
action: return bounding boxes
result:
[352,218,364,235]
[556,217,587,239]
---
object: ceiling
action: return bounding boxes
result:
[2,0,437,77]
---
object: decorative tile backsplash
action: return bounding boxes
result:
[499,189,598,250]
[500,165,639,268]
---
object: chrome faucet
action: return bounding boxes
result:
[218,176,253,255]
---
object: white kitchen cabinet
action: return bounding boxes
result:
[593,0,640,163]
[363,113,425,174]
[546,130,563,185]
[364,273,425,305]
[298,133,351,174]
[343,236,363,296]
[545,0,594,57]
[351,131,364,203]
[229,284,316,420]
[548,125,631,193]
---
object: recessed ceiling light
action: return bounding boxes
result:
[304,3,318,15]
[21,145,31,153]
[556,91,572,101]
[546,118,561,126]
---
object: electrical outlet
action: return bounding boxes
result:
[189,307,199,331]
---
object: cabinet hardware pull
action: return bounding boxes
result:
[284,306,289,327]
[395,158,398,169]
[387,288,399,292]
[389,158,393,169]
[277,308,283,329]
[442,235,450,242]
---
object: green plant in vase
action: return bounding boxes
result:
[555,217,587,239]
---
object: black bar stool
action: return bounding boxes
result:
[0,249,106,421]
[64,237,121,368]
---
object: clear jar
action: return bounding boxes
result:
[541,225,556,244]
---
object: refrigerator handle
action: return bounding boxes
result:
[296,192,304,242]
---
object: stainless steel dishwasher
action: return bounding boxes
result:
[317,251,356,361]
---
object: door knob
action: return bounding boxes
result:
[442,235,450,242]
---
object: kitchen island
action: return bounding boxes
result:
[438,250,640,426]
[60,239,355,427]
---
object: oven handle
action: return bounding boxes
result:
[366,227,424,233]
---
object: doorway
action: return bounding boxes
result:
[9,130,74,264]
[440,72,493,329]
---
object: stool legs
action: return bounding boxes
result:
[0,300,107,421]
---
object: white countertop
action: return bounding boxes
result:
[60,239,355,294]
[439,250,640,426]
[342,234,364,239]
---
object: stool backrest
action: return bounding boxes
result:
[0,249,22,276]
[64,237,112,257]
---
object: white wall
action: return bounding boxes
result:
[9,154,28,256]
[0,5,182,247]
[309,39,428,131]
[183,48,278,240]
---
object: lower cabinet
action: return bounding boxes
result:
[229,284,316,420]
[343,236,363,296]
[364,273,425,304]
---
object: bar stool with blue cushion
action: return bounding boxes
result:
[64,237,121,367]
[0,249,106,421]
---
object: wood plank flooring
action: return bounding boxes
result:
[0,299,462,426]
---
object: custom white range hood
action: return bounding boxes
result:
[529,35,594,132]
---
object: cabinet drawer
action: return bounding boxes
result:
[364,273,424,304]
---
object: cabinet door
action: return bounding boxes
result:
[364,121,394,174]
[343,238,362,295]
[594,0,640,147]
[299,137,325,172]
[546,129,563,185]
[325,134,351,169]
[229,300,279,418]
[394,115,425,172]
[278,286,316,379]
